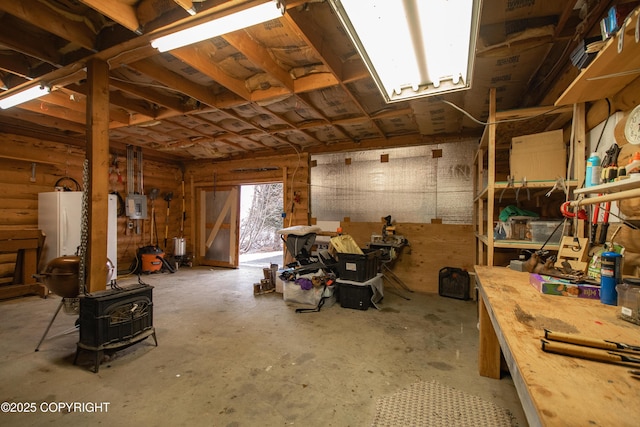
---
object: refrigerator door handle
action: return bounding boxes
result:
[61,208,67,253]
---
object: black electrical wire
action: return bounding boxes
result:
[593,98,611,154]
[54,176,81,191]
[110,191,126,217]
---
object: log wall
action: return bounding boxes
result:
[0,132,184,284]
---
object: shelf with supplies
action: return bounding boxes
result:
[473,88,585,267]
[475,234,560,251]
[556,7,640,105]
[571,174,640,207]
[475,180,579,202]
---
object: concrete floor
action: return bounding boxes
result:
[0,266,527,426]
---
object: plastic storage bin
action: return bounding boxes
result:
[529,220,565,244]
[617,279,640,325]
[338,282,373,310]
[337,249,380,282]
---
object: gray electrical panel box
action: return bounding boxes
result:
[126,194,148,219]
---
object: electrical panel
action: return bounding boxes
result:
[126,194,148,219]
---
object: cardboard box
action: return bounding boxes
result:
[529,273,600,300]
[510,129,566,181]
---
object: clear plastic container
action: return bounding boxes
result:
[529,220,565,243]
[616,281,640,325]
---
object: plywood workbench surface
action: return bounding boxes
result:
[475,265,640,427]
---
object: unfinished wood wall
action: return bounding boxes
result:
[339,221,475,294]
[0,132,184,285]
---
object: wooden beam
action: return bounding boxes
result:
[17,100,88,125]
[284,8,344,80]
[0,17,63,66]
[170,44,252,100]
[129,58,220,107]
[0,0,96,50]
[85,58,111,293]
[223,30,295,92]
[0,109,87,134]
[78,0,142,34]
[107,79,187,113]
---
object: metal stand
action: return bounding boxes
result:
[381,264,412,300]
[35,299,78,351]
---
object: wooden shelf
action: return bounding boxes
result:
[574,174,640,194]
[474,89,584,267]
[476,234,560,251]
[475,180,578,201]
[556,7,640,105]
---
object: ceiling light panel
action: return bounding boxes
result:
[329,0,482,103]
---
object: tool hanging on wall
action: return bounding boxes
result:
[148,188,159,247]
[163,191,173,250]
[180,170,186,238]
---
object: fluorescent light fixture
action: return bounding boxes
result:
[151,0,285,52]
[328,0,482,103]
[0,84,51,109]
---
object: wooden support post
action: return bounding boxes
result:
[573,103,587,238]
[487,88,496,266]
[478,295,502,379]
[86,58,110,293]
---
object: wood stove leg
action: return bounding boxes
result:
[151,329,158,346]
[73,346,80,366]
[93,350,103,373]
[35,299,64,352]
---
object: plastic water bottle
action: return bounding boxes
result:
[585,152,601,187]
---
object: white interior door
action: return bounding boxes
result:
[198,186,239,268]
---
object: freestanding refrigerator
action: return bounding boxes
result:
[38,192,117,275]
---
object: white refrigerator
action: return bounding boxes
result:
[38,192,117,274]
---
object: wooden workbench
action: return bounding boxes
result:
[475,265,640,427]
[0,229,47,299]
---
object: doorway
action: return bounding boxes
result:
[198,186,240,268]
[238,183,284,268]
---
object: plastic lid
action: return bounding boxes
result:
[623,277,640,286]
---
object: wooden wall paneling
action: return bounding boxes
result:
[185,153,311,266]
[0,130,185,284]
[339,222,475,294]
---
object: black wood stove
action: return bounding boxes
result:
[74,283,157,372]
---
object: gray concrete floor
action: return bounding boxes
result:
[0,266,527,426]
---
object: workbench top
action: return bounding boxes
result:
[474,265,640,427]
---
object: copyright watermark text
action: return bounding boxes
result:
[1,401,110,413]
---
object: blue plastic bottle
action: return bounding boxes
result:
[585,152,601,187]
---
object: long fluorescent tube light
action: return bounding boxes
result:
[151,1,285,52]
[0,84,51,109]
[328,0,482,103]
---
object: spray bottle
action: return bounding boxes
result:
[585,152,601,187]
